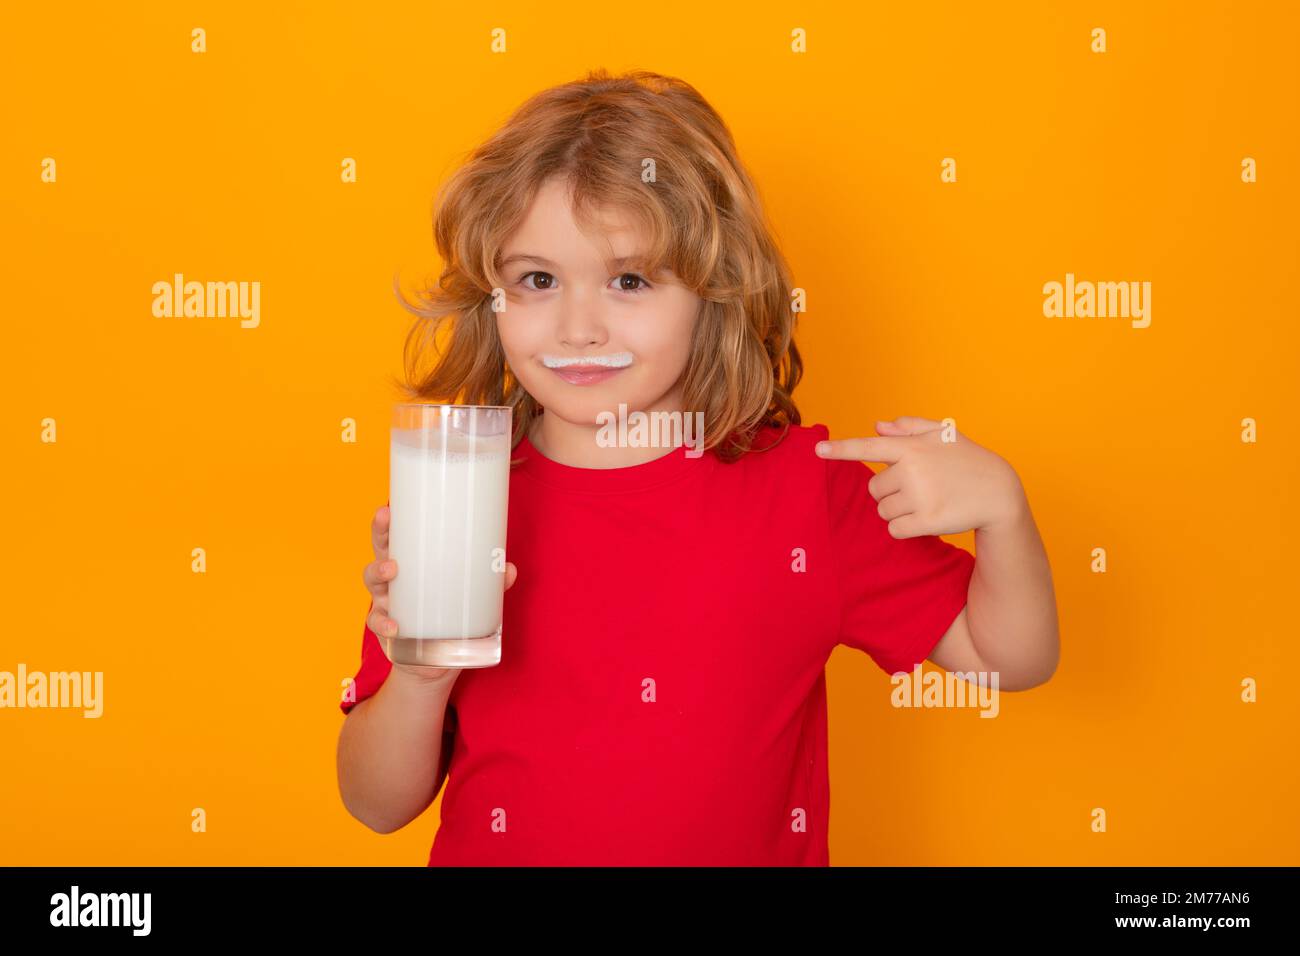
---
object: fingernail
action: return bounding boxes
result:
[815,441,829,455]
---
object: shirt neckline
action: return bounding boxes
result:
[513,427,716,495]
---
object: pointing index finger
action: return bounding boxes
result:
[814,436,905,464]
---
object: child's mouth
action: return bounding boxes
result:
[550,364,627,386]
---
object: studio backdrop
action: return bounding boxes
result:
[2,1,1296,865]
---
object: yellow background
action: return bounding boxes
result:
[2,1,1296,865]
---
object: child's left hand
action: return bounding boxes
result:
[815,416,1026,538]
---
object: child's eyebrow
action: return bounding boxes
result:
[499,253,556,268]
[607,255,652,271]
[499,252,659,273]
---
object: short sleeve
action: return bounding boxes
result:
[339,599,394,715]
[824,447,975,676]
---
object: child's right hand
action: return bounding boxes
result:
[365,504,517,684]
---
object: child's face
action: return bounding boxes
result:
[496,177,701,429]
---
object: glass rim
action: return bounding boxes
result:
[392,402,512,411]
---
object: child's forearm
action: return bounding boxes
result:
[336,668,457,834]
[966,491,1060,689]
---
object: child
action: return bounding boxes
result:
[335,69,1059,866]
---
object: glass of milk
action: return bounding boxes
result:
[386,403,512,668]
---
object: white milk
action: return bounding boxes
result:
[387,427,510,658]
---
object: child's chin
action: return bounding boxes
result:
[541,395,635,428]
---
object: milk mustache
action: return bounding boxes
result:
[386,411,510,667]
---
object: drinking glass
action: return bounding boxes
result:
[385,403,511,667]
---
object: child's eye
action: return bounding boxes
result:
[519,271,556,291]
[614,273,651,293]
[517,271,651,293]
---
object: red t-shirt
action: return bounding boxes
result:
[340,421,975,865]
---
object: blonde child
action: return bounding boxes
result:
[336,69,1059,866]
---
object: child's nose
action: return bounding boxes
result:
[556,296,609,345]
